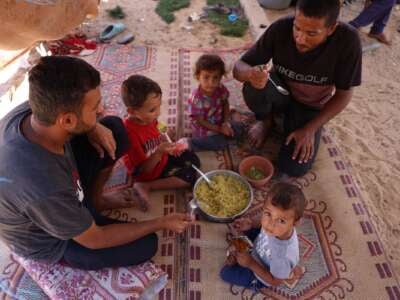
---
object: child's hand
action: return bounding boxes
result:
[226,253,237,266]
[291,265,305,280]
[233,217,252,232]
[171,138,189,157]
[235,251,253,268]
[167,128,176,141]
[157,142,176,155]
[220,122,234,137]
[283,265,306,288]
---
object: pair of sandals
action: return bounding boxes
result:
[100,23,135,44]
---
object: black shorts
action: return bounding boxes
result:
[242,79,322,177]
[160,150,200,186]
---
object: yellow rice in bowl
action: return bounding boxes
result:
[194,174,250,218]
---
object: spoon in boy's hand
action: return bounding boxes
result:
[163,132,173,143]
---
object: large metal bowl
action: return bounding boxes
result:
[188,169,254,223]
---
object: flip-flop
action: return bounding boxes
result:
[100,23,126,41]
[117,32,135,44]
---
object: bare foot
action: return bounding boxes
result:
[368,32,391,45]
[101,188,139,210]
[132,182,151,212]
[248,119,272,148]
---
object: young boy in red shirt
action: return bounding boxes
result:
[122,75,200,211]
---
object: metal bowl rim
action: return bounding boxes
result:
[193,169,254,221]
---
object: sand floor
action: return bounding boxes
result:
[328,2,400,275]
[84,0,400,275]
[82,0,253,48]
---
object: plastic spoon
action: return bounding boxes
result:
[163,132,173,143]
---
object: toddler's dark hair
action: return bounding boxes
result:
[194,54,226,78]
[122,75,162,108]
[266,182,305,221]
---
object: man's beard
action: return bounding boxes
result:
[68,119,96,136]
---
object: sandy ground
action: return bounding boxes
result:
[81,0,252,48]
[85,0,400,275]
[330,2,400,275]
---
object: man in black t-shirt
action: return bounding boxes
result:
[234,0,362,177]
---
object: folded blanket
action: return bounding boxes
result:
[13,254,167,300]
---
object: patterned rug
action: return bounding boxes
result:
[1,44,399,299]
[179,49,400,300]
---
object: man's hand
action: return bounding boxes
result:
[220,122,234,137]
[232,217,252,232]
[162,213,193,234]
[88,123,116,160]
[235,251,254,268]
[248,65,269,89]
[286,126,316,164]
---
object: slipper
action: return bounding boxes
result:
[117,32,135,44]
[100,23,126,41]
[204,3,231,14]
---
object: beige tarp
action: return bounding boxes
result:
[0,0,98,50]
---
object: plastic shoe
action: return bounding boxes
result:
[100,23,126,41]
[117,32,135,44]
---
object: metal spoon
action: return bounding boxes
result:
[187,199,198,218]
[269,77,290,96]
[191,164,214,190]
[257,65,290,96]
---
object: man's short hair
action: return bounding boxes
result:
[29,56,100,125]
[296,0,340,27]
[267,182,306,221]
[121,75,162,108]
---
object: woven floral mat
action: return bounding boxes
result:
[0,44,180,300]
[177,48,400,300]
